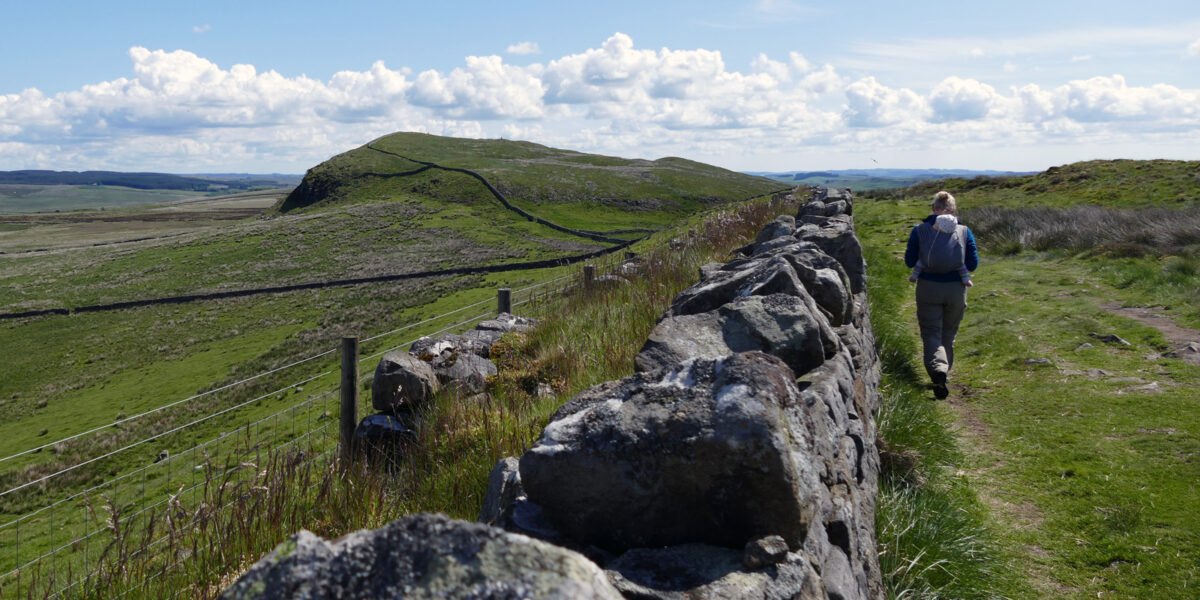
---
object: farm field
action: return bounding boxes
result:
[0,190,285,254]
[0,185,212,214]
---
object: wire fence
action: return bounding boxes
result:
[0,253,643,599]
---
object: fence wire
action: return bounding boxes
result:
[1,264,607,598]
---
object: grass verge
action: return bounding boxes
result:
[856,196,1012,600]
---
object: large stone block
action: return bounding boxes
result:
[371,351,439,413]
[605,544,826,600]
[520,352,824,552]
[220,513,622,600]
[668,256,809,317]
[794,219,866,294]
[635,293,838,376]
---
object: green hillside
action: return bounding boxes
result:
[279,132,782,232]
[865,159,1200,209]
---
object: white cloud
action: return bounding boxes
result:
[843,77,925,127]
[1188,38,1200,56]
[507,41,540,55]
[192,24,211,34]
[788,51,812,74]
[0,32,1198,172]
[928,77,999,122]
[410,55,545,119]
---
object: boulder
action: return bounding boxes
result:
[751,242,854,326]
[520,352,824,552]
[477,312,538,334]
[410,332,493,359]
[478,456,523,525]
[353,412,417,462]
[433,352,497,394]
[755,215,797,244]
[604,544,825,600]
[793,219,866,293]
[371,351,438,413]
[460,328,504,357]
[796,200,827,218]
[668,256,809,317]
[220,513,622,600]
[635,293,838,376]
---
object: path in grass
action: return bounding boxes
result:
[938,256,1200,599]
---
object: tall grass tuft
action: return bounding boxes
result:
[964,205,1200,256]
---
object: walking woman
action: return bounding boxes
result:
[905,191,979,399]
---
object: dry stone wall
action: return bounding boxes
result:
[222,187,883,600]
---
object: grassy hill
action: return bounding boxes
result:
[279,132,781,232]
[864,159,1200,208]
[749,168,1036,192]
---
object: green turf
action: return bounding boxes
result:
[855,163,1200,599]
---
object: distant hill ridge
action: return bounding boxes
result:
[0,170,296,191]
[279,132,783,215]
[863,159,1200,208]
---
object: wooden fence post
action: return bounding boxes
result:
[340,337,359,463]
[583,264,596,292]
[497,288,512,314]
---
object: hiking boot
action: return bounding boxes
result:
[931,372,949,400]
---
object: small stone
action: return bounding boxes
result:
[1164,342,1200,358]
[1025,358,1052,365]
[1090,333,1132,346]
[38,428,48,437]
[743,535,789,569]
[156,450,169,463]
[1086,369,1110,377]
[1074,343,1094,351]
[1106,377,1145,384]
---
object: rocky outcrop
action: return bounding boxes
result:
[220,513,622,600]
[506,188,882,600]
[521,352,823,551]
[372,313,538,414]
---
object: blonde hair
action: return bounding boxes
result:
[932,190,956,213]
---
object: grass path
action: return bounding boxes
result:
[934,256,1199,599]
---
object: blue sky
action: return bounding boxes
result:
[2,0,1198,173]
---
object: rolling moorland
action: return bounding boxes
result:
[749,168,1037,192]
[0,172,300,214]
[0,133,785,597]
[0,141,1197,598]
